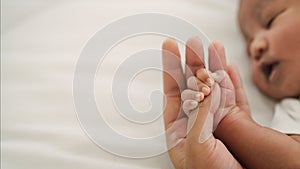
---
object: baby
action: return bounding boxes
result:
[238,0,300,135]
[163,0,300,168]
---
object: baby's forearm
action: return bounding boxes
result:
[214,112,300,169]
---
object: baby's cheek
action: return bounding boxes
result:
[281,73,300,97]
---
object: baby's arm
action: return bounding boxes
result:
[290,134,300,143]
[214,66,300,169]
[215,113,300,169]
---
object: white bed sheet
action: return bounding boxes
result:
[1,0,275,168]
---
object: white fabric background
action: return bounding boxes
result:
[2,0,275,168]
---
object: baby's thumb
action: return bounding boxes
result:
[228,65,250,114]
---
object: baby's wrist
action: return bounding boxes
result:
[214,107,253,138]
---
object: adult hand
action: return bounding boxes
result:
[162,37,243,169]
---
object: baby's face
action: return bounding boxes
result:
[238,0,300,99]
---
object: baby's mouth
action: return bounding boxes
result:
[261,61,280,81]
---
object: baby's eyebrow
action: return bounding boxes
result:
[254,1,269,19]
[254,0,279,20]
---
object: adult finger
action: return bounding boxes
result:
[162,38,187,169]
[208,41,227,72]
[162,38,186,128]
[186,88,215,144]
[185,36,205,79]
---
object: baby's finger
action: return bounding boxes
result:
[210,70,226,84]
[228,65,250,114]
[196,68,214,86]
[187,76,211,96]
[183,100,199,117]
[181,89,204,102]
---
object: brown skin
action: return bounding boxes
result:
[215,106,300,169]
[238,0,300,146]
[238,0,300,100]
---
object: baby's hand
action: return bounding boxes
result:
[181,68,214,117]
[183,65,237,132]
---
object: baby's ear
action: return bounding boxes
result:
[227,65,250,114]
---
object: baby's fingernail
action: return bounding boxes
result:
[211,71,226,82]
[195,92,204,101]
[211,72,218,79]
[202,86,210,95]
[190,101,198,107]
[206,77,214,86]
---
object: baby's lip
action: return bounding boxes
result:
[260,61,280,81]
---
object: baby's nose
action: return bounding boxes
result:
[250,34,268,61]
